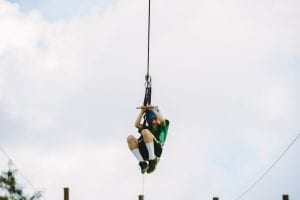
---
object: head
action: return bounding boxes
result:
[146,111,160,128]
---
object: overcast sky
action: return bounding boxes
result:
[0,0,299,199]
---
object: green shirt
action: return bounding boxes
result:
[140,120,170,146]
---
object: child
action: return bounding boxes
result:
[127,105,170,174]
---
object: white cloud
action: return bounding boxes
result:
[0,0,299,200]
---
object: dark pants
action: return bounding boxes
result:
[138,137,162,160]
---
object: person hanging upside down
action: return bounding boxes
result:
[127,105,170,174]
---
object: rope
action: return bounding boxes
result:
[0,144,39,192]
[234,133,300,200]
[146,0,151,78]
[142,0,152,109]
[142,173,145,195]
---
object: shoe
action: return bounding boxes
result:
[147,157,158,174]
[139,161,148,174]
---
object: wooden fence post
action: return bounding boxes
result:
[64,187,69,200]
[138,194,144,200]
[283,194,289,200]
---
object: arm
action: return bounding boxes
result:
[135,109,145,129]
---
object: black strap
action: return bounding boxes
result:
[142,81,151,128]
[143,83,151,106]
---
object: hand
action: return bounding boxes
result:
[141,105,155,110]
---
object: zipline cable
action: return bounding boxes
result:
[146,0,151,79]
[234,133,300,200]
[143,0,152,107]
[0,144,38,192]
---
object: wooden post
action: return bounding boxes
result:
[213,197,219,200]
[283,194,289,200]
[138,194,144,200]
[64,187,69,200]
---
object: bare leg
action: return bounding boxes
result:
[127,135,144,162]
[141,129,158,173]
[141,129,156,160]
[127,135,139,150]
[127,134,148,173]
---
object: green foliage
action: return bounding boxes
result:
[0,166,42,200]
